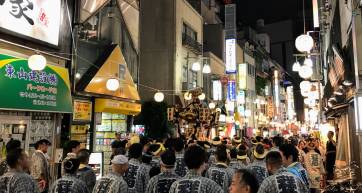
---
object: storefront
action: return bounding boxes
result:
[0,52,72,165]
[75,44,141,175]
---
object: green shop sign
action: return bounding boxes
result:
[0,54,72,113]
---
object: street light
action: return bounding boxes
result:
[295,34,314,52]
[202,64,211,74]
[208,102,216,109]
[298,65,313,79]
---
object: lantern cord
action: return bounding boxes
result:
[303,0,306,34]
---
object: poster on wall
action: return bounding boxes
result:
[0,0,61,45]
[0,54,72,113]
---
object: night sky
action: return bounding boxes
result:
[235,0,313,36]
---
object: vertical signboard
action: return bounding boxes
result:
[238,63,247,89]
[226,39,236,73]
[212,80,222,101]
[227,81,236,101]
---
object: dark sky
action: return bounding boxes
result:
[235,0,313,35]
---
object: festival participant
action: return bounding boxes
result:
[257,151,309,193]
[142,151,153,176]
[229,169,259,193]
[31,139,52,193]
[247,144,268,185]
[92,155,129,193]
[62,140,81,175]
[0,148,39,193]
[229,148,241,170]
[173,138,187,177]
[49,158,88,193]
[124,143,150,193]
[279,143,309,187]
[294,139,306,165]
[305,139,325,193]
[232,136,242,146]
[0,139,21,176]
[169,145,223,193]
[209,137,222,166]
[206,144,235,193]
[146,150,180,193]
[148,143,166,168]
[76,149,96,193]
[325,131,336,180]
[237,144,250,167]
[270,136,284,152]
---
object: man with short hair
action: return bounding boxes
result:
[279,143,309,187]
[257,151,308,193]
[206,144,234,193]
[270,136,284,152]
[173,138,187,177]
[62,140,81,175]
[305,140,325,193]
[0,148,39,193]
[146,150,180,193]
[92,155,129,193]
[31,139,52,193]
[169,145,223,193]
[124,143,149,193]
[76,149,96,193]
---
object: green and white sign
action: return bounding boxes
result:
[0,54,72,113]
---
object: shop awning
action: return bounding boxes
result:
[95,98,141,115]
[76,44,141,102]
[0,54,72,113]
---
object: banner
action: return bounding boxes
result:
[0,0,61,45]
[0,54,72,113]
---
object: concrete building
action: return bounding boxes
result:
[139,0,204,104]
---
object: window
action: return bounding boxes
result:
[183,23,197,41]
[247,63,256,78]
[191,71,197,88]
[182,64,188,83]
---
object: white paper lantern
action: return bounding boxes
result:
[202,64,211,74]
[292,61,301,72]
[106,78,120,91]
[298,65,313,79]
[304,58,313,67]
[198,93,206,100]
[28,54,46,71]
[295,34,314,52]
[191,62,201,71]
[208,102,216,109]
[300,81,311,91]
[154,92,164,102]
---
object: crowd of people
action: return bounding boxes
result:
[0,131,337,193]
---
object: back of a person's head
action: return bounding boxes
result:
[216,144,228,162]
[142,152,152,164]
[77,149,90,164]
[256,136,263,142]
[184,145,206,170]
[161,150,176,167]
[255,144,265,154]
[230,148,237,159]
[128,143,143,159]
[6,139,21,152]
[164,138,174,150]
[148,143,161,153]
[272,136,284,147]
[7,148,23,168]
[289,137,299,147]
[236,169,259,193]
[279,143,299,162]
[65,140,80,153]
[64,158,80,174]
[265,151,283,168]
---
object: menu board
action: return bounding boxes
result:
[95,113,127,174]
[71,125,90,149]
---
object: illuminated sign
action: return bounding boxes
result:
[312,0,319,28]
[237,91,245,105]
[227,81,236,101]
[238,63,247,89]
[225,39,236,74]
[212,80,222,100]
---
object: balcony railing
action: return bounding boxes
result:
[182,33,203,55]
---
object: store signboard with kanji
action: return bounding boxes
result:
[0,0,61,45]
[73,100,92,121]
[0,54,72,113]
